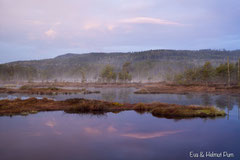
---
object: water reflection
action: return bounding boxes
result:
[101,88,132,102]
[234,97,240,120]
[201,94,212,106]
[84,127,101,135]
[45,120,56,128]
[118,89,131,103]
[215,95,234,110]
[101,92,116,102]
[185,93,194,100]
[0,111,239,160]
[83,125,118,136]
[107,126,117,133]
[1,87,240,119]
[121,130,184,139]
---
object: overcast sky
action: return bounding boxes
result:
[0,0,240,63]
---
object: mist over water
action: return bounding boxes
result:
[0,87,240,159]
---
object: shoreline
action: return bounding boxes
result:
[134,83,240,95]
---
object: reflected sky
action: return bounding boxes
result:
[121,130,184,139]
[0,111,239,160]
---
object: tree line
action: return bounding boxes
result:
[173,58,240,86]
[0,62,133,83]
[99,62,132,83]
[1,56,240,85]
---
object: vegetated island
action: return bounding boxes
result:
[0,97,226,119]
[0,86,100,95]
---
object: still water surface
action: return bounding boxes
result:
[0,88,239,160]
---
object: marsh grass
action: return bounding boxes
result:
[2,86,100,95]
[19,85,32,90]
[64,98,121,114]
[151,105,225,118]
[133,103,153,114]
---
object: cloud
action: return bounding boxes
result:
[32,20,44,25]
[81,16,181,32]
[121,130,184,139]
[1,0,240,63]
[83,22,116,32]
[44,29,57,38]
[107,24,115,31]
[83,23,101,30]
[120,17,182,25]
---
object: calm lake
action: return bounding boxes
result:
[0,88,239,160]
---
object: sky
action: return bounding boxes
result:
[0,0,240,63]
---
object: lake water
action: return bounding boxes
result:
[0,88,239,160]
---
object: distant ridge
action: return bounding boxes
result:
[1,49,240,82]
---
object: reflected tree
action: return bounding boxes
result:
[215,95,234,120]
[101,91,117,102]
[235,97,240,120]
[201,94,212,106]
[118,89,131,103]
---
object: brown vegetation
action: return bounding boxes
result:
[134,83,240,95]
[3,81,240,95]
[0,85,100,95]
[0,98,226,119]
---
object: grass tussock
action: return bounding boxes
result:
[65,101,106,113]
[64,98,123,114]
[0,97,55,116]
[19,85,32,90]
[151,105,226,118]
[133,103,153,114]
[134,88,149,94]
[47,87,59,91]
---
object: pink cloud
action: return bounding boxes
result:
[44,29,57,38]
[120,17,182,25]
[83,23,101,30]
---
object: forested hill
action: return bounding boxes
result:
[1,49,240,82]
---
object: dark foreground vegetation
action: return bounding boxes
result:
[0,98,226,119]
